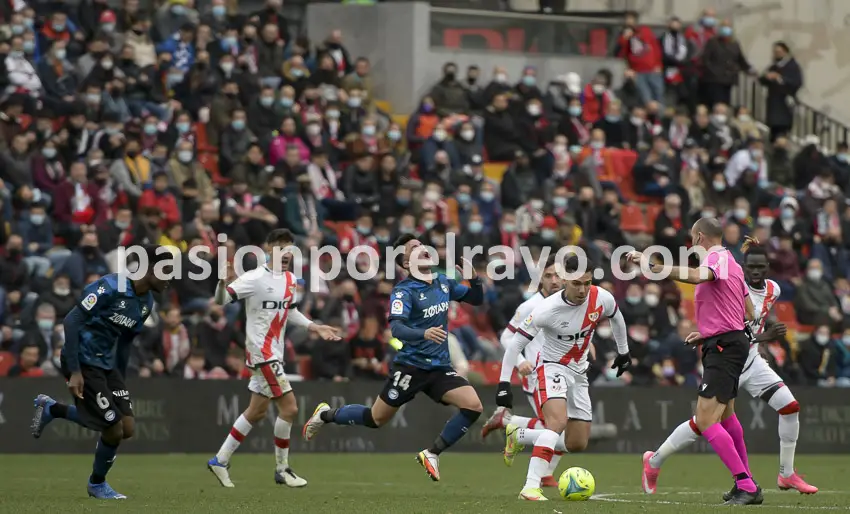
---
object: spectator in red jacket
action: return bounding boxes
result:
[580,69,615,124]
[7,344,44,377]
[617,11,664,110]
[685,7,718,109]
[52,161,108,247]
[138,170,180,228]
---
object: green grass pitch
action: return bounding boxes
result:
[3,453,848,512]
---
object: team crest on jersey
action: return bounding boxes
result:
[391,300,404,315]
[395,291,404,298]
[387,389,399,400]
[588,312,599,322]
[523,314,533,326]
[441,283,449,293]
[419,293,427,300]
[141,306,148,316]
[81,293,98,311]
[118,301,126,309]
[97,286,106,295]
[560,321,570,328]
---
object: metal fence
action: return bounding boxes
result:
[1,380,848,453]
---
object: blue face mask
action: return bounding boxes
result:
[375,234,390,244]
[176,122,191,134]
[11,24,23,35]
[144,124,158,135]
[212,5,226,16]
[457,193,471,205]
[23,41,35,53]
[480,191,494,202]
[87,93,101,103]
[552,197,567,208]
[260,97,274,107]
[42,148,57,159]
[569,145,582,154]
[290,68,304,78]
[171,4,186,16]
[53,22,65,32]
[396,196,410,206]
[702,16,717,27]
[605,114,621,123]
[223,36,238,48]
[719,26,733,37]
[280,97,294,107]
[522,75,536,87]
[356,225,371,235]
[568,106,582,117]
[837,153,849,163]
[387,130,401,141]
[231,119,245,131]
[468,221,483,233]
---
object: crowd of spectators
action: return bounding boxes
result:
[0,2,848,387]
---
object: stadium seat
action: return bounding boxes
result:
[774,302,796,325]
[0,351,15,376]
[391,114,409,130]
[678,282,696,301]
[483,162,508,182]
[619,205,649,233]
[646,204,663,227]
[197,152,229,186]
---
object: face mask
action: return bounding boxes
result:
[596,326,612,339]
[626,295,641,305]
[552,197,567,208]
[495,73,507,84]
[701,210,716,219]
[713,181,726,192]
[541,229,556,240]
[738,114,752,123]
[568,106,582,117]
[171,4,186,15]
[424,190,440,202]
[502,223,516,233]
[231,119,245,130]
[631,116,644,126]
[220,62,234,74]
[734,208,748,220]
[645,294,660,307]
[480,191,495,202]
[719,26,733,37]
[527,104,542,117]
[843,335,850,345]
[53,22,66,32]
[422,220,436,230]
[22,41,35,53]
[421,103,434,113]
[54,286,71,296]
[451,130,473,143]
[807,269,823,281]
[468,221,483,233]
[101,60,114,70]
[592,83,606,94]
[42,148,57,159]
[590,141,604,150]
[176,121,191,134]
[213,5,226,16]
[115,220,130,230]
[348,97,362,108]
[306,124,321,136]
[530,199,544,210]
[11,24,23,35]
[815,333,830,345]
[629,329,649,342]
[87,93,101,103]
[387,129,401,141]
[362,125,376,137]
[30,214,45,225]
[356,225,371,235]
[750,149,763,159]
[569,145,582,154]
[37,319,54,331]
[456,193,471,205]
[758,216,774,227]
[605,114,621,123]
[260,96,274,107]
[522,75,536,87]
[662,365,676,377]
[178,150,193,163]
[433,129,447,141]
[702,16,717,27]
[325,108,340,119]
[396,196,410,206]
[712,114,727,125]
[781,207,795,219]
[102,22,115,32]
[140,123,157,136]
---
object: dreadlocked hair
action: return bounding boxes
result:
[741,236,767,256]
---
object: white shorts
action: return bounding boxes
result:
[739,353,783,398]
[534,362,592,422]
[248,360,293,398]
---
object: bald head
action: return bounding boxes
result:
[691,217,723,248]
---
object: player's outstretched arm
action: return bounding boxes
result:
[63,307,87,398]
[452,257,484,305]
[626,251,715,285]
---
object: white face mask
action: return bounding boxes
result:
[460,130,474,141]
[596,325,612,339]
[645,294,660,307]
[424,190,440,202]
[815,333,830,345]
[592,84,606,94]
[807,269,823,281]
[530,199,544,210]
[495,73,507,84]
[630,116,644,126]
[527,104,541,116]
[712,114,727,125]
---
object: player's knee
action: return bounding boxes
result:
[547,420,568,434]
[121,420,135,440]
[566,439,588,453]
[103,423,123,445]
[368,408,389,428]
[461,398,483,414]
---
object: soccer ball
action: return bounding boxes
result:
[558,467,595,501]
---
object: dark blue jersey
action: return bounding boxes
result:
[388,273,469,370]
[62,274,154,371]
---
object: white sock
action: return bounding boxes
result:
[648,417,699,469]
[511,415,543,429]
[518,428,568,452]
[524,429,559,489]
[778,412,799,478]
[216,414,252,464]
[274,417,292,472]
[554,431,567,452]
[546,451,563,477]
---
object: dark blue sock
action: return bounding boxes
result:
[90,438,119,484]
[323,405,377,427]
[49,403,86,428]
[430,409,481,455]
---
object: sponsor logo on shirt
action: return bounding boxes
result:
[82,293,98,311]
[108,313,137,328]
[422,301,450,318]
[391,299,404,315]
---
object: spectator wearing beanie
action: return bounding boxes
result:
[125,17,157,68]
[616,11,664,109]
[430,62,469,116]
[406,96,440,156]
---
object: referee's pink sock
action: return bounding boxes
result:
[720,414,751,476]
[702,423,757,493]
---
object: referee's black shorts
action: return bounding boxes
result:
[698,329,750,404]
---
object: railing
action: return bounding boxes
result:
[735,73,849,151]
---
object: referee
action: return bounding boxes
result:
[629,217,763,505]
